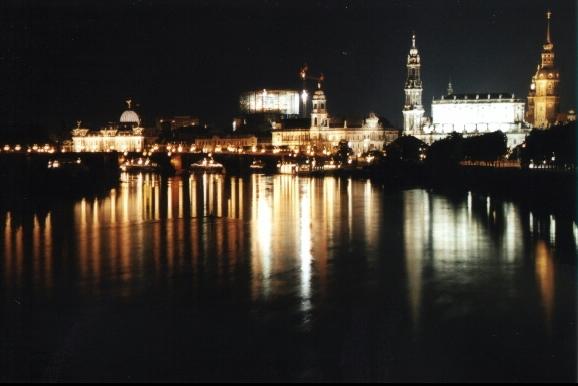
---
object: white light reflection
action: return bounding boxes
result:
[403,190,429,331]
[549,215,556,244]
[299,179,313,313]
[467,191,472,218]
[252,175,273,298]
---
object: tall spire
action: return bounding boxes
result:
[546,10,551,44]
[447,78,454,95]
[403,31,424,135]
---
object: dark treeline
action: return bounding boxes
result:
[517,122,576,168]
[381,121,576,168]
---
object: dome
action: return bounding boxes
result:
[120,109,140,124]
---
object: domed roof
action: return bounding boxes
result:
[120,109,140,123]
[119,99,140,124]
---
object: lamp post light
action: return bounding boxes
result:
[301,89,308,118]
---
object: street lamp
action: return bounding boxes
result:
[301,89,308,118]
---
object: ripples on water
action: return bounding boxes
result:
[0,173,575,381]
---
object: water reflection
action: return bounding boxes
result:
[535,240,555,330]
[0,175,575,381]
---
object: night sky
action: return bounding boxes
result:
[0,0,575,134]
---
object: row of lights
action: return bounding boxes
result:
[1,144,56,153]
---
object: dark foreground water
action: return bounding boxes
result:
[0,173,576,382]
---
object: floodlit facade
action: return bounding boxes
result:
[71,100,146,152]
[239,89,300,116]
[71,127,145,153]
[193,135,258,153]
[429,94,525,134]
[421,93,528,148]
[272,86,398,154]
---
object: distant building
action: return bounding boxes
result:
[239,89,300,115]
[156,116,200,132]
[526,11,560,129]
[272,85,398,154]
[235,89,301,135]
[71,100,146,152]
[193,135,258,153]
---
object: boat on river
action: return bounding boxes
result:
[249,159,265,172]
[190,157,225,174]
[120,158,160,173]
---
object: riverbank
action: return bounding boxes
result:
[0,153,119,201]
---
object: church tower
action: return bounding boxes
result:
[311,83,329,129]
[527,11,560,128]
[402,33,425,136]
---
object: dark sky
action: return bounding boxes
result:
[0,0,575,133]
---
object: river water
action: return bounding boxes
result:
[0,173,576,381]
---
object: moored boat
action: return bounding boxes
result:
[190,157,225,173]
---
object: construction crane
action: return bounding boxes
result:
[299,64,325,117]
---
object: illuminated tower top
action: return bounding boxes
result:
[402,32,425,135]
[447,79,454,95]
[405,32,422,89]
[541,11,555,68]
[527,10,560,129]
[311,83,328,129]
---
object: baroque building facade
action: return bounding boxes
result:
[272,85,398,154]
[72,100,146,152]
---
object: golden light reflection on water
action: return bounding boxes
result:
[535,240,555,330]
[0,175,572,335]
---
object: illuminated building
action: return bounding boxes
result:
[71,100,146,152]
[526,11,560,129]
[401,33,529,148]
[422,91,528,147]
[193,135,258,153]
[402,33,425,136]
[272,84,398,154]
[235,89,301,136]
[239,89,300,115]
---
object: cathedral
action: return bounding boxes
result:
[526,11,560,129]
